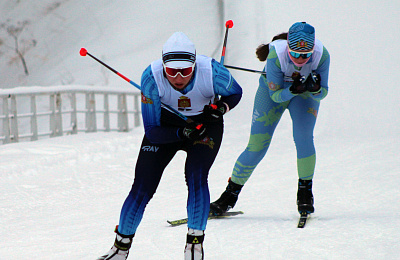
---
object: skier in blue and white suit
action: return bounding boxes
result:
[98,32,242,260]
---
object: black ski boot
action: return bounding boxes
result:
[297,179,314,214]
[210,179,243,216]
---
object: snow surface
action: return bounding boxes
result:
[1,0,400,259]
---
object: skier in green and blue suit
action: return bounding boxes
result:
[210,22,330,217]
[98,32,242,260]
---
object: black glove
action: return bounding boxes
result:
[203,100,227,122]
[289,74,307,94]
[305,72,321,94]
[178,122,207,141]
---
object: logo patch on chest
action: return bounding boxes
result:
[178,96,192,111]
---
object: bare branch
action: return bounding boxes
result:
[1,19,34,75]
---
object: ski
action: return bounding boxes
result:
[297,212,309,228]
[167,211,244,227]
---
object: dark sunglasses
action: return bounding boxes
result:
[290,51,313,59]
[289,49,313,59]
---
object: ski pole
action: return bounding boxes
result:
[218,21,265,75]
[79,48,195,124]
[224,65,266,75]
[220,20,234,65]
[79,48,141,89]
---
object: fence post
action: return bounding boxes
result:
[10,95,19,143]
[70,93,78,134]
[118,94,128,132]
[50,94,55,136]
[55,93,63,136]
[49,94,62,137]
[103,93,110,132]
[133,94,140,127]
[2,96,11,144]
[85,92,97,132]
[30,95,38,141]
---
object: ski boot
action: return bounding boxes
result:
[184,228,205,260]
[297,179,314,214]
[97,226,134,260]
[210,178,243,216]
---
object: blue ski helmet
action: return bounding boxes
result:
[287,22,315,51]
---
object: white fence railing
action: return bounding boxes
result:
[0,85,141,145]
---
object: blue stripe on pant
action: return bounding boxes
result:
[118,122,223,235]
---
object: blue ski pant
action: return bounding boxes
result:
[231,86,320,186]
[118,122,223,235]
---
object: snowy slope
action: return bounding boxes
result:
[0,128,399,259]
[1,0,400,259]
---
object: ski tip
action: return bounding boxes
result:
[168,211,244,226]
[297,212,309,228]
[209,210,244,217]
[167,219,188,227]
